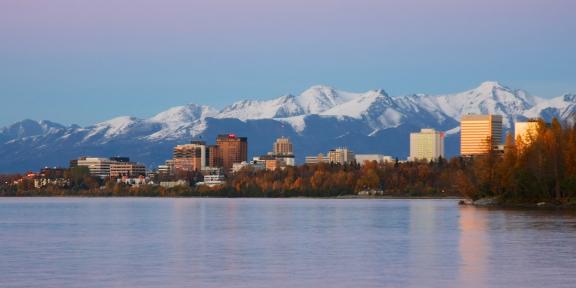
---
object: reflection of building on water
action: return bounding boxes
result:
[409,201,460,284]
[458,207,488,287]
[409,201,438,282]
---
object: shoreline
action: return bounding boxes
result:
[0,195,462,200]
[460,197,576,210]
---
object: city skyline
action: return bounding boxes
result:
[1,0,575,127]
[3,2,576,287]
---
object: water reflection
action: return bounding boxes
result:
[457,207,489,287]
[409,201,438,282]
[408,200,461,287]
[3,199,576,288]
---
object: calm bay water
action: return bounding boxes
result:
[1,198,576,288]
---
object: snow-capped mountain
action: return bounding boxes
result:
[147,104,217,140]
[1,81,574,172]
[425,81,541,128]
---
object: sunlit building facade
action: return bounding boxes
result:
[272,137,295,166]
[514,120,541,148]
[173,142,207,172]
[460,115,503,156]
[328,148,355,165]
[409,128,445,161]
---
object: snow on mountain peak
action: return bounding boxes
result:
[216,94,303,120]
[429,81,540,128]
[0,119,66,139]
[97,116,137,128]
[477,81,505,91]
[79,116,141,141]
[3,81,574,148]
[150,104,216,124]
[296,85,361,114]
[144,104,217,140]
[318,89,405,129]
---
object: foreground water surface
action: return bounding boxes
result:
[1,198,575,288]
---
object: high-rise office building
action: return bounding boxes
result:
[273,137,293,156]
[272,137,295,166]
[216,134,248,171]
[172,141,207,172]
[207,145,222,168]
[460,114,503,156]
[409,128,445,161]
[515,120,541,148]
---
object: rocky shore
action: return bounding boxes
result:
[459,197,576,209]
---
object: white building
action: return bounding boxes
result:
[355,154,394,165]
[328,148,355,165]
[232,161,265,173]
[305,154,329,165]
[409,128,445,161]
[76,157,114,178]
[196,174,226,187]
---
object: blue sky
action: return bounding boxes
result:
[1,0,575,127]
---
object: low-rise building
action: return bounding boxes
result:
[109,162,146,178]
[116,176,151,187]
[355,154,394,165]
[33,178,70,189]
[305,153,330,165]
[75,157,113,178]
[159,180,189,188]
[328,148,355,165]
[73,157,146,178]
[232,161,266,173]
[196,174,226,187]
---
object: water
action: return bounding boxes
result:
[1,198,576,288]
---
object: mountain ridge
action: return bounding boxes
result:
[1,81,575,172]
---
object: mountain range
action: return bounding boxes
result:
[1,81,575,173]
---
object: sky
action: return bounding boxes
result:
[1,0,575,127]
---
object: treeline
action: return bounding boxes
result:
[0,167,197,197]
[2,118,576,203]
[211,159,465,197]
[0,160,466,198]
[463,118,576,204]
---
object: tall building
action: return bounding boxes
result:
[207,145,222,168]
[216,134,248,171]
[272,137,295,166]
[328,148,355,165]
[460,114,503,156]
[409,128,445,161]
[173,142,207,172]
[273,137,293,156]
[515,120,541,148]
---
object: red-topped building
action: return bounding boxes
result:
[216,134,248,171]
